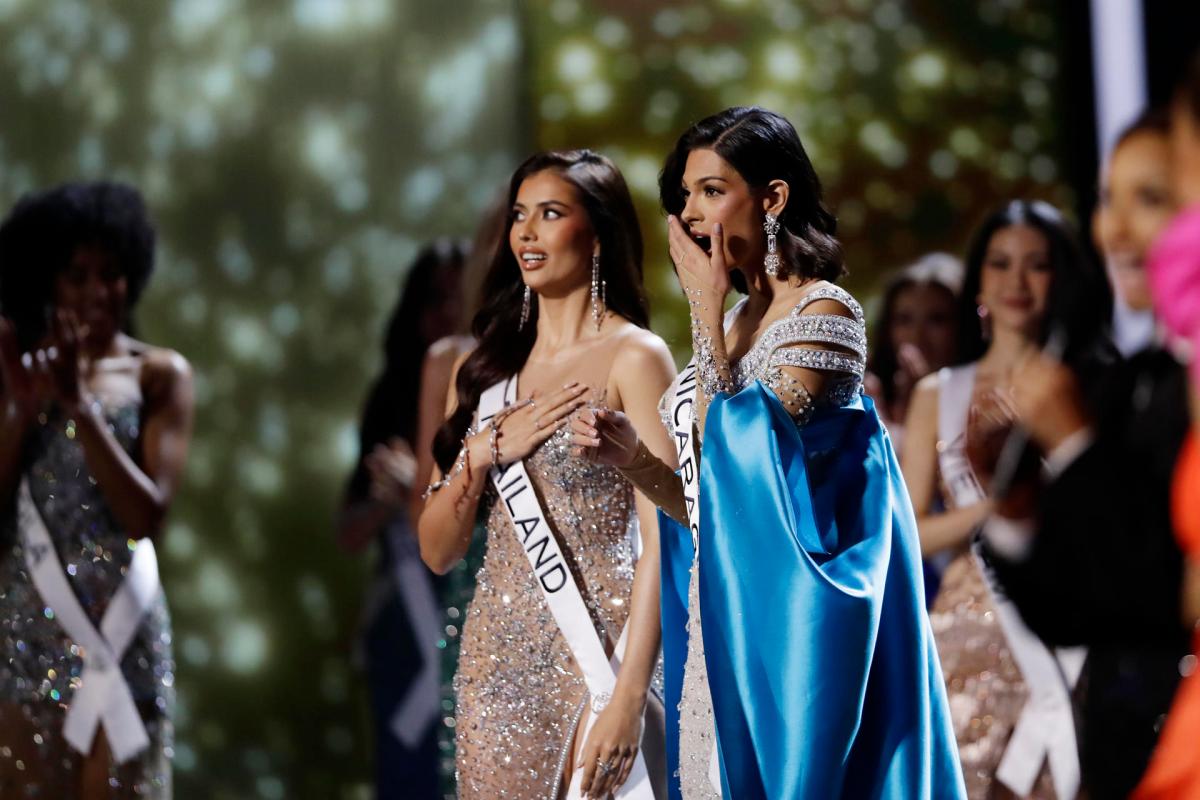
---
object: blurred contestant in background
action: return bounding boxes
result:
[902,200,1111,799]
[337,239,468,800]
[0,182,194,798]
[865,252,962,455]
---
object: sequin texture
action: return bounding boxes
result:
[453,424,638,799]
[0,401,174,798]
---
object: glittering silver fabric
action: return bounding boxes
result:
[666,284,868,799]
[453,425,639,799]
[0,401,174,798]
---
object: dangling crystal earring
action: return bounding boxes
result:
[977,302,992,341]
[519,285,532,331]
[590,253,606,330]
[763,213,781,278]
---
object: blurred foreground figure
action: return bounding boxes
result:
[1131,51,1200,797]
[0,182,194,798]
[977,107,1191,800]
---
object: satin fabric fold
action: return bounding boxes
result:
[660,384,964,799]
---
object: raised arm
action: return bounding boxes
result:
[75,346,194,541]
[417,353,590,574]
[900,374,991,557]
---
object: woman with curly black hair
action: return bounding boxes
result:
[0,181,193,798]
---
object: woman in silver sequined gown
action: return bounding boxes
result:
[0,183,194,798]
[417,151,674,799]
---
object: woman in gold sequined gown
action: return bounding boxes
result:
[902,201,1111,798]
[417,150,674,800]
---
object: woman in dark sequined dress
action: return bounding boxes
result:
[0,182,193,798]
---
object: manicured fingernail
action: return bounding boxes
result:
[714,222,722,235]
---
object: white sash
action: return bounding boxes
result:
[936,366,1085,799]
[386,524,442,748]
[478,379,654,800]
[671,358,723,794]
[17,478,158,763]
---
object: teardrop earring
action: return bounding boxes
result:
[977,302,992,341]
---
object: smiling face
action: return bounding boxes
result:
[53,243,128,351]
[977,223,1053,338]
[1094,129,1175,311]
[509,169,596,296]
[679,148,769,271]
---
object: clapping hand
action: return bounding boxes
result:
[481,383,590,467]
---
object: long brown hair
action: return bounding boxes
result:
[432,150,649,470]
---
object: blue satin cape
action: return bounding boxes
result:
[659,384,965,799]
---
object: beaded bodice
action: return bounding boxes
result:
[660,283,867,434]
[660,283,868,798]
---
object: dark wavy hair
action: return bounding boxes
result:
[956,200,1112,366]
[347,239,468,502]
[0,181,155,349]
[868,253,963,410]
[433,150,649,470]
[658,106,843,291]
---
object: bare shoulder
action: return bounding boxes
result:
[428,334,474,364]
[611,325,674,375]
[907,371,941,423]
[424,335,475,383]
[135,343,194,406]
[441,344,478,416]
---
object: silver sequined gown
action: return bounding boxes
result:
[661,285,868,799]
[453,425,642,799]
[0,401,174,798]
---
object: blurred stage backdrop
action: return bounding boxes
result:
[0,1,1083,797]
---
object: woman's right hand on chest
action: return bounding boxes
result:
[478,382,590,467]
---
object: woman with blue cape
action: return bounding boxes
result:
[572,107,965,799]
